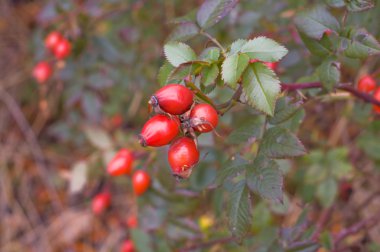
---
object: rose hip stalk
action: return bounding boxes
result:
[149,84,194,115]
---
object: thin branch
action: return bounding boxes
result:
[200,31,226,56]
[0,90,63,211]
[216,85,243,115]
[311,207,334,241]
[281,82,380,107]
[333,211,380,248]
[179,236,236,252]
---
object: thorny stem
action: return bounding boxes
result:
[184,79,217,108]
[200,30,227,57]
[282,82,380,107]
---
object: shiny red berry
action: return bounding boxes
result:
[324,29,333,36]
[358,75,376,93]
[126,215,138,228]
[53,38,71,59]
[120,240,135,252]
[139,114,180,147]
[92,192,111,215]
[33,61,52,84]
[45,31,63,51]
[132,170,150,196]
[190,103,218,133]
[107,149,134,176]
[168,137,199,179]
[373,87,380,113]
[149,84,194,115]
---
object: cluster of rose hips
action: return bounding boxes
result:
[357,75,380,113]
[138,83,219,179]
[91,148,149,251]
[32,31,71,84]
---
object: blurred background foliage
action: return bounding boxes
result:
[1,0,380,251]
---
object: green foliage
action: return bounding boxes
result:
[196,0,239,29]
[240,37,288,62]
[164,42,197,67]
[222,53,250,88]
[242,63,282,116]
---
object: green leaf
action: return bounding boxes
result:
[340,28,380,59]
[317,177,337,208]
[229,39,247,55]
[201,64,219,88]
[259,127,307,158]
[164,42,197,67]
[131,228,154,252]
[346,0,375,12]
[241,62,281,116]
[269,97,303,125]
[199,47,221,63]
[228,180,252,240]
[83,125,113,150]
[168,61,209,81]
[228,116,265,144]
[246,155,283,202]
[222,53,250,89]
[196,0,239,29]
[299,32,333,56]
[357,132,380,160]
[295,6,340,40]
[318,58,341,91]
[241,37,288,62]
[216,156,248,185]
[158,61,175,86]
[167,22,199,42]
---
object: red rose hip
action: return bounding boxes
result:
[107,149,134,176]
[126,215,138,228]
[132,170,150,196]
[92,192,111,215]
[149,84,194,115]
[373,87,380,113]
[190,103,218,133]
[168,137,199,179]
[45,31,63,51]
[139,114,180,147]
[358,75,376,93]
[33,61,52,84]
[53,38,71,59]
[120,240,135,252]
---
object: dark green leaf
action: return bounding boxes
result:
[158,61,175,86]
[228,116,265,144]
[131,228,153,252]
[318,58,341,91]
[222,53,250,89]
[259,127,307,158]
[299,32,333,56]
[167,22,199,42]
[295,6,340,40]
[228,180,252,240]
[242,62,281,116]
[246,155,283,202]
[269,97,303,125]
[317,177,337,208]
[216,156,248,185]
[201,64,219,88]
[346,0,375,12]
[168,61,209,81]
[340,28,380,59]
[197,0,239,29]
